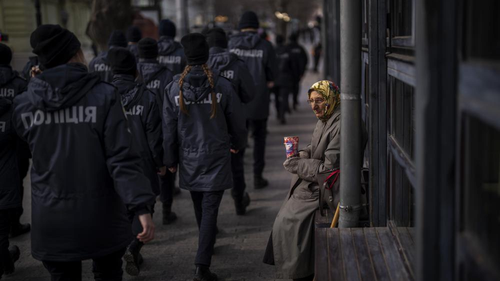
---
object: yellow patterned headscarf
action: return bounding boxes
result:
[308,80,340,122]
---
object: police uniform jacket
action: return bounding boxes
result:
[12,63,155,262]
[0,98,22,210]
[89,51,113,83]
[228,31,277,120]
[112,74,163,195]
[163,66,244,192]
[137,59,174,105]
[157,36,187,75]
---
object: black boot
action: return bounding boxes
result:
[124,240,144,276]
[4,245,20,275]
[194,266,218,281]
[254,175,269,189]
[162,203,178,225]
[234,192,251,216]
[9,223,30,238]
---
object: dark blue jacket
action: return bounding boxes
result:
[0,66,27,100]
[127,44,140,62]
[163,66,244,192]
[274,44,295,87]
[89,51,113,83]
[137,59,174,105]
[0,98,22,210]
[157,36,187,75]
[112,74,163,195]
[287,41,309,80]
[12,63,155,261]
[207,47,254,147]
[228,32,277,120]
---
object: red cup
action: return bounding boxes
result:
[284,136,299,158]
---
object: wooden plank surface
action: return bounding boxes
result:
[364,228,392,281]
[339,229,361,281]
[351,228,377,280]
[327,228,345,281]
[376,228,412,281]
[315,228,330,281]
[395,227,415,278]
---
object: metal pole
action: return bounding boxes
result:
[35,0,42,27]
[175,0,189,37]
[339,0,362,228]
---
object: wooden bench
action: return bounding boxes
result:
[315,224,415,281]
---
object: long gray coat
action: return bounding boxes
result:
[272,109,341,279]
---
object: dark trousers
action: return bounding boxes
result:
[12,156,29,226]
[42,248,126,281]
[248,119,268,177]
[231,148,246,202]
[190,191,224,267]
[276,86,291,119]
[0,210,12,275]
[292,83,300,107]
[159,171,176,207]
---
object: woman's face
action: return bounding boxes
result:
[308,91,327,119]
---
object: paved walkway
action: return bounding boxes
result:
[9,71,322,281]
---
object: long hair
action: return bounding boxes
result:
[177,64,217,119]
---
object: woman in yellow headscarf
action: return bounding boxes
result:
[264,80,341,281]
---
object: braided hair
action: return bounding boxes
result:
[177,64,218,119]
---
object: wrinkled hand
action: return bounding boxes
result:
[298,150,310,159]
[137,213,155,243]
[157,166,167,176]
[168,166,177,173]
[283,157,300,174]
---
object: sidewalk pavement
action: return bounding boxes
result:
[8,71,323,281]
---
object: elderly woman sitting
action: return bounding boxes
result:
[264,80,341,281]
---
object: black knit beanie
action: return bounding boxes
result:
[108,30,128,48]
[138,38,158,59]
[181,33,209,66]
[126,26,142,43]
[159,19,176,38]
[30,24,81,70]
[108,47,137,76]
[238,11,259,30]
[276,35,285,45]
[0,43,12,65]
[205,28,228,49]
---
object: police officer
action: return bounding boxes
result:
[157,19,187,75]
[274,35,296,125]
[206,27,255,215]
[109,47,164,276]
[126,26,142,61]
[12,24,155,280]
[163,33,245,281]
[89,30,128,83]
[228,11,277,189]
[136,38,178,225]
[0,43,31,238]
[0,92,21,279]
[287,33,308,110]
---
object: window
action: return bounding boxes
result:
[460,116,500,278]
[387,76,416,227]
[389,0,415,47]
[465,0,500,61]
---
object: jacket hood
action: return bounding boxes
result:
[112,74,143,108]
[178,66,219,102]
[0,66,18,86]
[158,36,181,55]
[138,61,166,83]
[26,63,100,111]
[230,32,262,49]
[0,97,12,116]
[208,47,238,71]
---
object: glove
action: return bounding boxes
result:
[283,157,300,174]
[298,150,310,159]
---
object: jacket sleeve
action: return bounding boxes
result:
[265,43,278,82]
[300,46,309,77]
[296,125,340,182]
[103,92,156,214]
[222,85,246,151]
[237,61,256,104]
[145,92,164,167]
[162,82,179,167]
